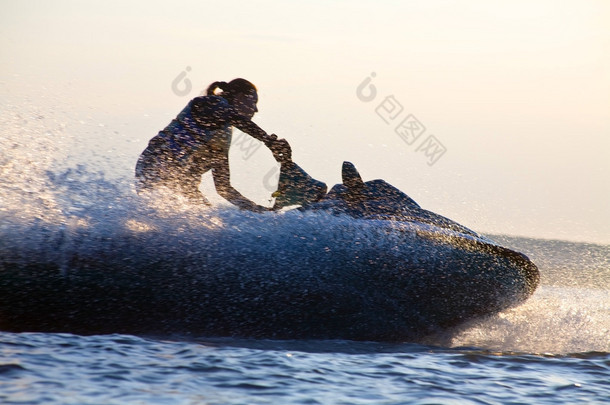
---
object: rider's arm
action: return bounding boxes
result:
[191,97,292,162]
[229,113,276,145]
[190,96,272,144]
[231,115,292,163]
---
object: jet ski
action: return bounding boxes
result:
[0,161,539,341]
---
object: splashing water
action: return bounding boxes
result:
[453,235,610,354]
[451,287,609,354]
[1,101,608,355]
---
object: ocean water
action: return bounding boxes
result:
[1,102,609,404]
[0,330,608,405]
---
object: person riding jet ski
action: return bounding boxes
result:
[136,78,290,212]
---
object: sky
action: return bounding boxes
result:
[1,0,609,244]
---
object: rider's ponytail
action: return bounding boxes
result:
[206,78,257,104]
[206,81,229,96]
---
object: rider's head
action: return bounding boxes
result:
[207,78,258,119]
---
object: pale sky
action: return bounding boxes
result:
[1,0,609,244]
